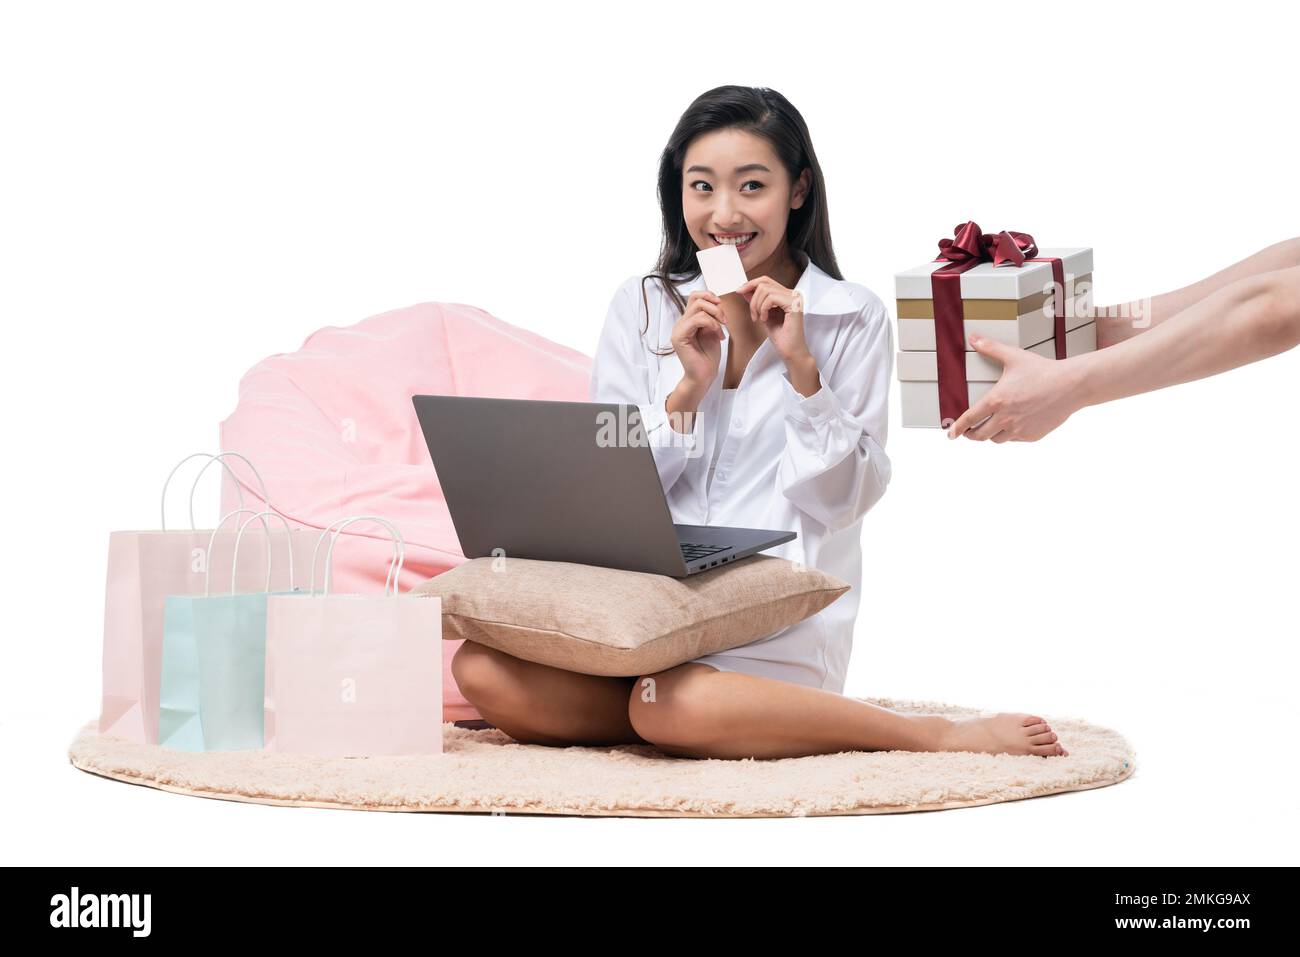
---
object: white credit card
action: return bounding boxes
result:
[696,242,748,295]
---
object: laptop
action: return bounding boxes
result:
[411,395,795,578]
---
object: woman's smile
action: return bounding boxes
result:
[709,231,757,252]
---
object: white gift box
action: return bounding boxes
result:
[895,248,1093,300]
[897,282,1093,350]
[894,246,1097,428]
[897,321,1097,429]
[895,247,1094,350]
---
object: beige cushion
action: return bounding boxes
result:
[410,554,850,677]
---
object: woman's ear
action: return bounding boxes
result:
[791,168,811,211]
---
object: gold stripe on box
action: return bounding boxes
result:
[897,273,1093,321]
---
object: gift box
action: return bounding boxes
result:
[898,321,1096,429]
[894,223,1097,428]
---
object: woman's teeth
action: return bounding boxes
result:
[712,233,756,245]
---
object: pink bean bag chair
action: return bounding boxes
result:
[218,301,593,722]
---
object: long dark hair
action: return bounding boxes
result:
[638,85,843,355]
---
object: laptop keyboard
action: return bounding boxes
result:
[680,542,732,562]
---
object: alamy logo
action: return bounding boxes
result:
[594,407,704,458]
[49,887,151,937]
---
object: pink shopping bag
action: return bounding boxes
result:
[99,451,323,744]
[264,516,443,757]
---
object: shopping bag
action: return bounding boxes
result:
[159,509,308,751]
[99,451,320,744]
[100,452,323,743]
[265,515,443,757]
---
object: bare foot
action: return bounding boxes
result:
[936,713,1068,758]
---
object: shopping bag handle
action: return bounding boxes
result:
[315,516,406,598]
[202,508,272,596]
[160,452,271,531]
[185,452,272,530]
[325,517,405,597]
[232,509,301,595]
[307,516,404,597]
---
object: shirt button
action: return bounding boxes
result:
[732,418,743,430]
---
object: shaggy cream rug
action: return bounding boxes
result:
[67,697,1136,817]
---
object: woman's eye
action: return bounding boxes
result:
[689,180,764,192]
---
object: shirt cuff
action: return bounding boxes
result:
[781,368,840,426]
[638,396,701,452]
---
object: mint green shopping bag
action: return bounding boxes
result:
[159,509,302,751]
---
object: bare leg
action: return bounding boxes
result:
[1096,236,1300,348]
[451,640,649,747]
[628,663,1068,761]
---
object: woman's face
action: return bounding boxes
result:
[681,127,810,279]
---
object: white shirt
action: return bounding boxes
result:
[707,387,738,493]
[587,258,894,693]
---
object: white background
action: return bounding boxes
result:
[3,0,1296,866]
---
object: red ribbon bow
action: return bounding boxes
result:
[937,221,1039,268]
[930,220,1066,427]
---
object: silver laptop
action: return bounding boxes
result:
[412,395,795,577]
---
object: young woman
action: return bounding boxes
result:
[451,85,1068,761]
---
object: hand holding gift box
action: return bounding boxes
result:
[944,237,1300,442]
[945,334,1094,442]
[895,222,1096,429]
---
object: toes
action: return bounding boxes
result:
[1021,715,1044,726]
[1030,740,1069,757]
[1029,731,1058,745]
[1025,723,1050,736]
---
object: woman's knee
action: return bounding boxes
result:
[626,665,718,748]
[450,641,514,706]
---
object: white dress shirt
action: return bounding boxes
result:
[588,257,894,693]
[707,387,738,493]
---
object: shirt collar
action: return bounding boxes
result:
[674,255,859,316]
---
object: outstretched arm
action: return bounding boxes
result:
[1095,237,1300,348]
[949,262,1300,442]
[1078,263,1300,406]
